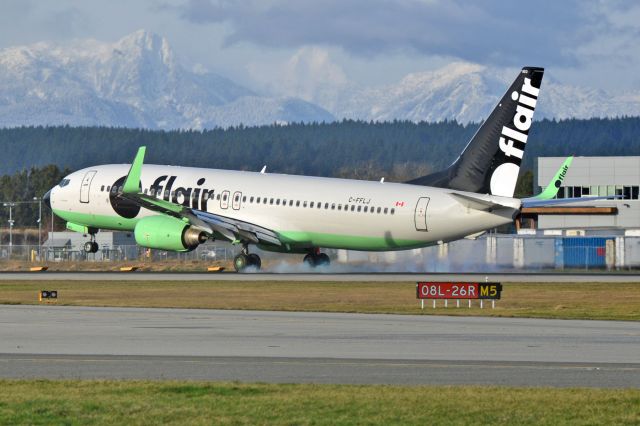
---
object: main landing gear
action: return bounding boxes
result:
[303,249,330,268]
[234,243,261,272]
[83,233,99,254]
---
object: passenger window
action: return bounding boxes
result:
[351,205,355,212]
[276,199,281,205]
[324,203,329,209]
[242,196,247,203]
[318,202,322,209]
[289,200,294,206]
[270,198,274,205]
[100,185,105,192]
[256,197,261,203]
[390,208,395,215]
[296,201,300,207]
[250,196,254,203]
[331,204,335,210]
[310,202,314,208]
[377,207,381,213]
[363,206,368,212]
[107,186,111,192]
[384,208,388,214]
[223,194,228,201]
[263,198,267,204]
[303,201,307,208]
[357,206,361,212]
[209,193,215,200]
[337,204,341,210]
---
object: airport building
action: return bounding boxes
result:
[531,156,640,232]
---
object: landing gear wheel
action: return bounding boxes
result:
[303,251,330,268]
[84,241,98,254]
[316,253,330,267]
[234,253,249,272]
[91,242,99,253]
[248,253,262,270]
[303,253,316,268]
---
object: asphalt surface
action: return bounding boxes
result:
[2,271,640,282]
[1,305,638,387]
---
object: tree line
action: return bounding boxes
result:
[0,116,639,226]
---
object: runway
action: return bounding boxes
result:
[2,271,640,282]
[1,305,638,387]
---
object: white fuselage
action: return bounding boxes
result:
[50,164,520,252]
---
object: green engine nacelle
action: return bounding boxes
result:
[134,215,207,252]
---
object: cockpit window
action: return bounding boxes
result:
[58,178,71,188]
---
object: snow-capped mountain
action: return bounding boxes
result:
[320,62,640,123]
[0,31,637,129]
[0,30,334,129]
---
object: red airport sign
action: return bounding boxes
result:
[416,282,502,300]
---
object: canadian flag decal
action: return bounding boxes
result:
[395,201,405,207]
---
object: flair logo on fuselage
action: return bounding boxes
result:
[150,175,213,210]
[490,74,540,197]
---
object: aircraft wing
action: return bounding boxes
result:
[118,147,282,247]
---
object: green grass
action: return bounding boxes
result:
[0,380,638,425]
[1,280,639,320]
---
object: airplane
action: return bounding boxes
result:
[527,155,573,201]
[46,66,554,272]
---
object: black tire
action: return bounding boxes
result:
[234,253,249,272]
[84,242,94,253]
[91,242,99,253]
[248,253,261,269]
[317,253,330,266]
[303,254,316,268]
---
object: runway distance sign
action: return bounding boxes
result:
[416,282,502,300]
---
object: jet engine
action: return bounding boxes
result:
[134,215,207,252]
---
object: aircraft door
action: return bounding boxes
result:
[232,191,242,210]
[414,197,430,231]
[220,190,230,209]
[79,170,97,203]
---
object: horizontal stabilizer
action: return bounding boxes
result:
[522,196,619,208]
[449,192,521,211]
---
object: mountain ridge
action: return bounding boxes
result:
[0,30,637,129]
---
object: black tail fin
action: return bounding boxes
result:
[406,67,544,197]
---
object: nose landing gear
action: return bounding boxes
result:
[83,233,99,254]
[234,243,261,272]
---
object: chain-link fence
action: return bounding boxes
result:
[0,244,235,263]
[2,235,640,270]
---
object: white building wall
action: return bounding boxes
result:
[537,156,640,230]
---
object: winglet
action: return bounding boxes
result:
[123,146,146,194]
[533,156,573,200]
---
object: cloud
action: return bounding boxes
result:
[248,47,348,102]
[174,0,638,67]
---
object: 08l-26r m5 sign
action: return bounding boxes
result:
[416,282,502,300]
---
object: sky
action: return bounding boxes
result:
[1,0,639,94]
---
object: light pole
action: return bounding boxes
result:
[33,197,42,256]
[3,202,15,257]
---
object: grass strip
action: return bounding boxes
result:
[0,380,638,425]
[0,280,639,321]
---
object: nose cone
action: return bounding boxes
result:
[43,189,52,209]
